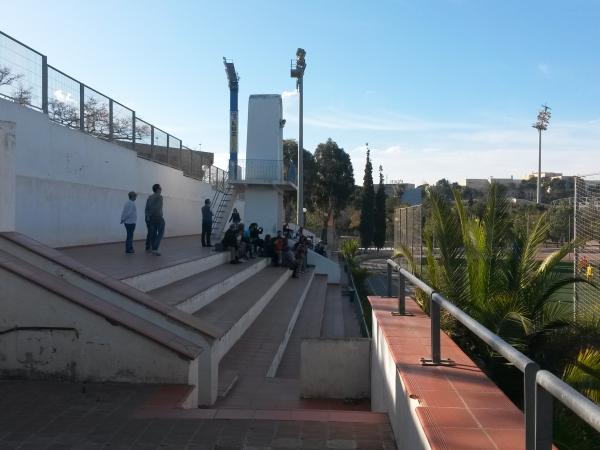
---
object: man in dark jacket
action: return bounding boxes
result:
[145,184,165,256]
[201,199,213,247]
[222,224,239,264]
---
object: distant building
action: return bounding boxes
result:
[528,171,563,180]
[464,178,490,191]
[400,186,423,205]
[383,181,415,198]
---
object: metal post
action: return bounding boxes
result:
[573,177,578,322]
[131,111,136,150]
[41,55,48,114]
[150,126,155,161]
[387,262,392,297]
[420,293,453,366]
[398,274,406,314]
[430,296,441,364]
[179,139,183,170]
[524,362,540,450]
[108,99,113,140]
[297,75,304,226]
[537,128,542,204]
[535,383,554,450]
[79,84,85,131]
[166,134,170,166]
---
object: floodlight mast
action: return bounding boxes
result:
[532,104,551,204]
[223,58,239,180]
[290,48,306,226]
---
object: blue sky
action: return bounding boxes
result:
[2,0,599,184]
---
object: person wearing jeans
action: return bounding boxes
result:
[120,191,138,254]
[145,183,165,256]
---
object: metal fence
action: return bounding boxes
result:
[573,173,600,322]
[0,29,218,180]
[393,205,423,275]
[234,159,297,185]
[386,259,600,450]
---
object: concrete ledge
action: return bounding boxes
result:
[177,258,269,314]
[122,251,229,291]
[301,338,371,399]
[266,270,315,377]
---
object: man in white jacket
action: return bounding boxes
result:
[120,191,138,254]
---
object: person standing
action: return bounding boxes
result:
[120,191,137,254]
[229,208,241,226]
[201,199,213,247]
[145,184,165,256]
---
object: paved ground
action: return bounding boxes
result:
[0,380,395,450]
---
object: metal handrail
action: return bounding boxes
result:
[347,262,370,338]
[385,258,600,450]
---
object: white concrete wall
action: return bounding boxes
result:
[0,267,196,385]
[0,98,216,247]
[301,338,370,399]
[244,186,283,236]
[246,95,283,161]
[371,312,431,450]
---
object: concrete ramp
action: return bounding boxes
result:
[0,250,201,407]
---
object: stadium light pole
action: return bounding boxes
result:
[291,48,306,226]
[532,104,551,205]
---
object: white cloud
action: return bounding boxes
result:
[537,63,551,77]
[52,89,76,104]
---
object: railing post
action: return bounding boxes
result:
[524,362,540,450]
[131,111,136,150]
[108,99,113,140]
[166,134,170,166]
[398,274,406,314]
[535,380,553,450]
[41,55,48,114]
[430,295,441,364]
[387,262,392,297]
[150,125,155,161]
[79,84,85,131]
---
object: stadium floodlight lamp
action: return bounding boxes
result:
[532,104,551,204]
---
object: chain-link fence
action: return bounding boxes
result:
[0,29,218,181]
[573,173,600,322]
[393,205,423,276]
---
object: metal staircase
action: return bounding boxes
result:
[211,182,234,241]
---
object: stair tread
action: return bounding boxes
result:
[219,271,315,379]
[193,266,289,335]
[148,257,265,306]
[276,274,328,378]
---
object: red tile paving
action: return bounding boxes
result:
[370,295,529,450]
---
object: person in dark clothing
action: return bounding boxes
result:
[222,224,239,264]
[263,235,276,264]
[145,184,165,256]
[229,208,241,226]
[201,199,213,247]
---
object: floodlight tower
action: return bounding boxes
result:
[223,58,239,180]
[532,104,551,204]
[290,48,306,226]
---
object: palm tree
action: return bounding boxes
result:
[395,183,597,367]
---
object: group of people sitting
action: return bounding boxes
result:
[221,224,309,278]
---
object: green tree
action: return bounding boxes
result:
[373,166,387,250]
[282,139,318,221]
[359,147,375,248]
[313,138,355,229]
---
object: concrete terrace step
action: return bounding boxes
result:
[0,232,220,343]
[149,257,268,314]
[59,234,230,292]
[217,271,315,400]
[276,274,328,379]
[193,266,290,335]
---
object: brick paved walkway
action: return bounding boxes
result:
[0,380,396,449]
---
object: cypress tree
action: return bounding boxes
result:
[374,166,387,250]
[359,146,375,248]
